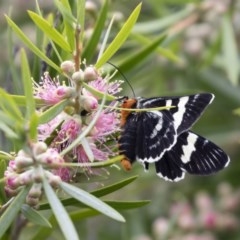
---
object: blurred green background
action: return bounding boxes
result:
[1,0,240,239]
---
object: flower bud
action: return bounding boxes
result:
[72,70,85,83]
[37,148,64,167]
[5,186,20,197]
[33,142,47,156]
[6,175,20,189]
[80,95,98,112]
[33,171,43,183]
[61,61,75,74]
[54,86,75,100]
[28,183,42,198]
[85,1,97,13]
[18,170,34,185]
[84,66,98,82]
[48,174,61,188]
[15,155,33,170]
[26,195,39,207]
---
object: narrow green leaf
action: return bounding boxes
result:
[77,0,86,42]
[21,49,35,119]
[222,14,239,85]
[30,214,56,240]
[97,14,115,61]
[104,200,150,209]
[92,175,138,197]
[39,175,138,210]
[0,122,18,139]
[59,182,125,222]
[0,186,30,239]
[70,200,150,221]
[9,95,45,107]
[21,204,52,228]
[133,6,194,34]
[118,35,166,73]
[29,112,39,141]
[233,108,240,116]
[5,15,61,72]
[42,176,79,240]
[38,99,70,124]
[28,11,72,52]
[131,33,181,63]
[0,160,7,204]
[95,3,142,68]
[54,0,76,50]
[82,0,108,62]
[0,89,23,121]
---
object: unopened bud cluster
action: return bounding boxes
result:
[4,142,64,206]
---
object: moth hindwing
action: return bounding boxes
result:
[119,93,230,182]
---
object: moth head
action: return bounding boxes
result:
[121,98,137,109]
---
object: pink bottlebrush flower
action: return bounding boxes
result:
[52,167,71,182]
[83,77,123,98]
[38,113,68,141]
[33,72,75,104]
[75,140,108,164]
[57,116,82,143]
[90,111,119,139]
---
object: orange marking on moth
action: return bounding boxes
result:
[120,98,137,127]
[121,158,132,171]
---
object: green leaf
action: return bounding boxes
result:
[233,108,240,116]
[0,122,18,139]
[70,200,150,221]
[0,89,23,121]
[21,204,52,228]
[34,198,148,238]
[133,6,194,34]
[20,48,35,119]
[28,11,72,52]
[131,33,181,63]
[38,99,70,124]
[29,112,39,141]
[77,0,86,42]
[9,95,45,107]
[59,182,125,222]
[0,186,30,239]
[95,3,142,68]
[92,175,138,197]
[5,15,61,72]
[54,0,76,50]
[222,14,239,85]
[0,160,7,204]
[82,0,108,62]
[118,34,166,73]
[39,175,138,210]
[42,176,79,240]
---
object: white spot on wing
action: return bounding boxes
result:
[166,99,172,108]
[173,96,189,130]
[181,133,198,163]
[150,113,163,139]
[157,172,185,182]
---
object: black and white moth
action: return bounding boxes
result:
[118,93,230,182]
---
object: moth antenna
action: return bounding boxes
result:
[107,61,136,98]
